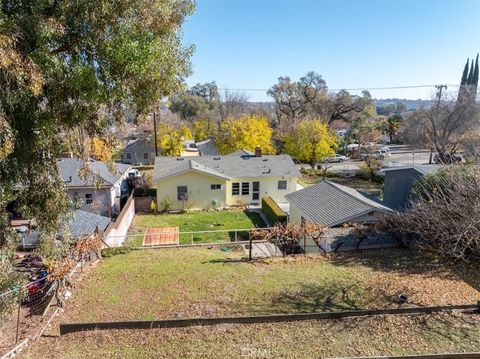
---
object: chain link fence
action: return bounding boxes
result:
[0,252,97,357]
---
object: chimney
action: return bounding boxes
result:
[255,147,262,157]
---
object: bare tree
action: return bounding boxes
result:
[250,221,327,255]
[384,165,480,260]
[218,89,249,121]
[403,92,479,161]
[267,72,328,128]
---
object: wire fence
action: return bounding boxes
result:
[110,227,400,256]
[0,253,95,357]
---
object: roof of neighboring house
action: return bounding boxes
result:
[286,181,395,227]
[154,154,300,182]
[381,165,441,176]
[227,149,254,157]
[58,158,131,187]
[69,209,111,237]
[196,138,219,156]
[123,138,155,151]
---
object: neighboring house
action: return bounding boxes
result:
[196,138,218,156]
[17,209,111,249]
[286,181,395,227]
[122,137,219,163]
[153,150,300,211]
[382,165,440,210]
[122,138,156,165]
[58,158,133,217]
[182,138,219,157]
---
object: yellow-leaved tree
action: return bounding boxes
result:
[193,119,218,141]
[284,119,337,168]
[157,124,193,156]
[90,137,114,162]
[217,115,275,154]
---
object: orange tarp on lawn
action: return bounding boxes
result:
[143,227,179,246]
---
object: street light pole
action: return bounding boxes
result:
[153,111,158,157]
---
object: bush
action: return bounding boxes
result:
[101,247,132,258]
[262,196,287,224]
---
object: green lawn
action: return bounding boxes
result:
[127,210,266,246]
[20,247,480,359]
[58,248,479,324]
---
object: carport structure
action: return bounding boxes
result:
[143,227,179,246]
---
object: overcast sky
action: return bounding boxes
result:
[182,0,480,101]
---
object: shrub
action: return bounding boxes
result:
[161,196,172,212]
[262,196,287,224]
[150,200,158,213]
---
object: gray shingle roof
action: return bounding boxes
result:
[286,181,395,227]
[154,154,300,182]
[227,149,254,156]
[196,138,219,156]
[69,209,111,237]
[381,165,441,176]
[58,158,131,187]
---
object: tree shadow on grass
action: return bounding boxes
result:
[201,258,248,265]
[415,312,480,342]
[327,248,464,281]
[249,282,364,315]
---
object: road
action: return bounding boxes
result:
[298,150,434,173]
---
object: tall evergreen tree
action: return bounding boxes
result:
[467,61,475,85]
[472,54,479,87]
[461,58,470,86]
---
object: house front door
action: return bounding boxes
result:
[252,181,260,201]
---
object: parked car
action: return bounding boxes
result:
[323,154,348,163]
[360,151,387,160]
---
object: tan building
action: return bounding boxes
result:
[153,150,300,211]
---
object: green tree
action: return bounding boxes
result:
[283,120,337,168]
[217,116,275,155]
[169,82,220,121]
[0,0,194,249]
[383,115,403,143]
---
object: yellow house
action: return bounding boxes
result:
[153,151,300,211]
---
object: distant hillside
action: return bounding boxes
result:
[373,98,432,110]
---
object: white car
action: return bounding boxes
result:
[324,154,348,163]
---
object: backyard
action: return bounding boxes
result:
[19,247,480,358]
[49,248,479,322]
[127,210,266,246]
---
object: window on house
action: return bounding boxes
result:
[177,186,188,201]
[143,153,148,159]
[85,193,93,204]
[126,153,131,159]
[211,184,222,190]
[242,182,249,195]
[232,182,240,196]
[278,180,288,190]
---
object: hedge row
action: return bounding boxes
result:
[262,196,287,224]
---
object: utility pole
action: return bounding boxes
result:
[153,111,158,157]
[435,84,447,105]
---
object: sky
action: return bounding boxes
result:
[182,0,480,101]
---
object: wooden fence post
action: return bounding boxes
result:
[248,235,253,261]
[15,290,22,344]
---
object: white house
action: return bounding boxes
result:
[58,158,133,217]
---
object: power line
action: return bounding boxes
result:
[218,84,460,92]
